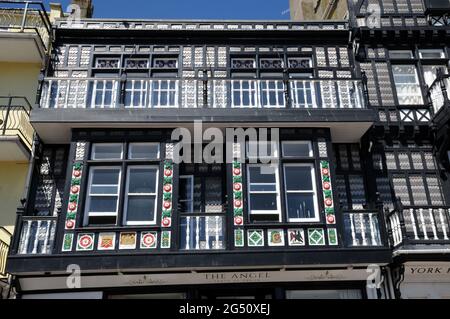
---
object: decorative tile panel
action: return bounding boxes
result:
[248,230,264,247]
[119,232,137,250]
[328,228,339,246]
[161,231,171,249]
[234,229,244,247]
[268,229,285,247]
[76,233,95,251]
[288,229,305,246]
[98,233,116,251]
[62,233,74,252]
[320,161,336,225]
[233,161,244,226]
[161,160,174,228]
[308,229,325,246]
[140,232,158,249]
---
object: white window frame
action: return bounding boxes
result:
[91,143,124,160]
[84,166,122,226]
[123,165,159,226]
[281,141,314,158]
[392,65,424,105]
[290,79,316,108]
[125,80,149,108]
[419,49,445,59]
[247,164,282,220]
[89,80,118,108]
[231,80,258,108]
[152,80,179,108]
[283,163,320,223]
[179,175,194,213]
[259,80,286,108]
[128,143,160,160]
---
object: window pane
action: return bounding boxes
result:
[92,144,123,160]
[249,193,277,211]
[389,50,413,59]
[286,193,316,220]
[419,49,444,59]
[126,196,156,222]
[179,176,193,213]
[128,143,160,159]
[282,142,312,157]
[91,168,120,188]
[285,166,313,191]
[128,168,157,194]
[88,196,118,213]
[248,166,276,184]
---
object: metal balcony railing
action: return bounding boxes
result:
[0,96,33,150]
[429,73,450,116]
[0,1,51,51]
[16,216,56,255]
[388,205,450,247]
[0,227,11,277]
[39,78,366,110]
[342,210,385,247]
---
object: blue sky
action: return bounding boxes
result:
[43,0,291,20]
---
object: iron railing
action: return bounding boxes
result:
[388,205,450,247]
[0,0,52,51]
[0,96,33,150]
[0,227,11,276]
[39,78,366,110]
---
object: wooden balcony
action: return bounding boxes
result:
[388,205,450,250]
[0,1,51,63]
[0,96,33,161]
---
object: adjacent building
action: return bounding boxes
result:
[4,0,450,299]
[0,0,55,298]
[290,0,348,20]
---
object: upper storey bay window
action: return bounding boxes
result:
[246,141,320,223]
[84,143,160,226]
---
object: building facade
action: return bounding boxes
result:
[5,0,450,299]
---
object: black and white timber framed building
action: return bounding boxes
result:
[5,0,450,299]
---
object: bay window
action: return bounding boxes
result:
[84,143,160,226]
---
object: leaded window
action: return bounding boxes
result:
[179,164,226,250]
[392,65,424,105]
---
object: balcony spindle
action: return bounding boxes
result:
[429,209,438,240]
[409,208,419,240]
[195,217,200,250]
[439,209,449,240]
